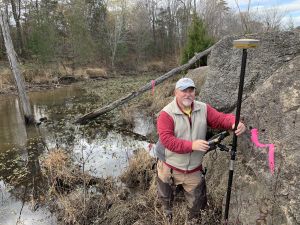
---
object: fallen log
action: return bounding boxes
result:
[76,46,214,124]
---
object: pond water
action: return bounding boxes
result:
[0,181,56,225]
[0,83,154,225]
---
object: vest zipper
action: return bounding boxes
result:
[186,114,192,171]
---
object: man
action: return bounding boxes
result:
[155,77,246,224]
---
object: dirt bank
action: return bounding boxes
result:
[0,59,173,96]
[0,61,112,95]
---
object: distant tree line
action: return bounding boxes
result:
[0,0,293,70]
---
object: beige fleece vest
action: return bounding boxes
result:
[161,98,207,171]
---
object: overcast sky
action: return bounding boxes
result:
[226,0,300,27]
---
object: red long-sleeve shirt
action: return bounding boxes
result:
[157,104,235,154]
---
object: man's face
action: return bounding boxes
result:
[175,87,195,109]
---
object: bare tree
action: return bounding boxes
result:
[233,0,286,33]
[234,0,251,33]
[169,0,193,55]
[146,0,158,46]
[130,1,152,63]
[10,0,25,56]
[0,6,34,124]
[199,0,230,38]
[259,7,286,31]
[284,16,295,31]
[107,0,128,69]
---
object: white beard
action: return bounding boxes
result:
[182,99,193,107]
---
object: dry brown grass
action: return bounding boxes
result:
[41,148,222,224]
[0,63,58,85]
[103,150,189,225]
[86,68,107,78]
[51,65,108,80]
[101,156,164,225]
[120,106,135,128]
[0,62,110,89]
[42,149,161,225]
[0,68,13,89]
[22,64,56,84]
[120,149,156,190]
[41,149,79,191]
[149,80,175,114]
[137,61,167,73]
[42,149,75,180]
[73,68,86,79]
[118,79,174,126]
[54,188,116,225]
[42,149,118,224]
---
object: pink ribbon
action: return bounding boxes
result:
[251,128,275,174]
[151,80,155,95]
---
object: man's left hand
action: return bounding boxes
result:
[232,122,246,136]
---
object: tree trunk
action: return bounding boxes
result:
[151,0,156,45]
[10,0,24,56]
[0,8,34,125]
[76,45,214,124]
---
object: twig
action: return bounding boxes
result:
[16,186,28,225]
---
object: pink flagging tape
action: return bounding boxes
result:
[151,80,156,95]
[251,128,275,174]
[268,144,275,174]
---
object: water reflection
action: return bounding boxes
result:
[73,131,149,177]
[0,95,27,148]
[0,85,85,152]
[133,113,155,136]
[0,181,57,225]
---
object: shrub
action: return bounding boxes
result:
[181,14,214,66]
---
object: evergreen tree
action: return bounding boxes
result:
[25,2,61,64]
[181,14,214,66]
[65,0,96,66]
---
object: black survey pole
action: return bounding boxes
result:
[224,39,259,224]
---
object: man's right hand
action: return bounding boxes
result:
[192,140,209,152]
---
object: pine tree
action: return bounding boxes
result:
[181,14,214,66]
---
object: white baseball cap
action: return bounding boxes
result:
[175,78,195,90]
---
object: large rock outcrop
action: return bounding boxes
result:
[201,31,300,225]
[201,30,300,112]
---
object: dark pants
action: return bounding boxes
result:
[157,161,207,218]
